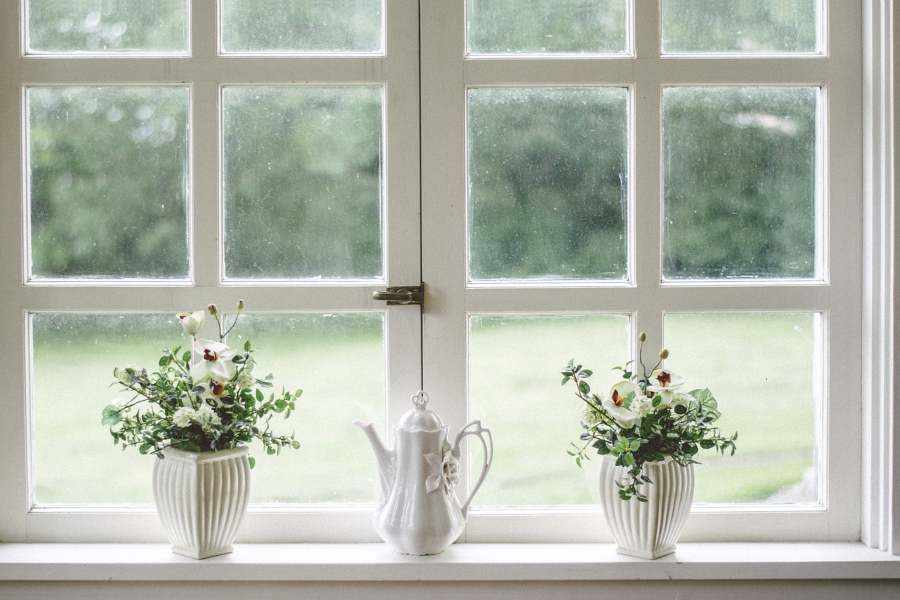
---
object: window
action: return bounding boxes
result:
[0,0,866,543]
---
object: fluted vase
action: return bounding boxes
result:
[152,446,251,559]
[597,457,694,559]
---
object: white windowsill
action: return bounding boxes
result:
[0,543,898,582]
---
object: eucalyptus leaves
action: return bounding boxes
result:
[562,333,737,501]
[102,302,300,467]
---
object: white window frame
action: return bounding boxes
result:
[0,0,422,542]
[0,0,895,548]
[421,0,863,542]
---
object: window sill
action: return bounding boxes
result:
[0,543,898,582]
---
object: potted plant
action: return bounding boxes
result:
[561,332,737,559]
[102,302,301,559]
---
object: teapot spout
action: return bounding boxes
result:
[353,420,395,500]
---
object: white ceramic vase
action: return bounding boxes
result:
[152,446,251,559]
[597,457,694,559]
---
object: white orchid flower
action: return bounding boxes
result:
[646,369,685,394]
[199,379,227,405]
[190,340,236,383]
[177,310,205,337]
[609,380,639,408]
[601,394,642,429]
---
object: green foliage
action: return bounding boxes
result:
[663,87,817,279]
[29,86,189,278]
[469,88,628,280]
[561,339,737,502]
[28,0,188,52]
[468,0,628,54]
[661,0,817,53]
[221,0,382,52]
[28,3,820,283]
[102,314,301,463]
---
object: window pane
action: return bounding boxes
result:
[223,87,384,280]
[662,0,818,54]
[27,0,188,54]
[221,0,383,53]
[663,87,818,280]
[31,312,385,505]
[467,0,628,55]
[231,313,385,503]
[664,313,819,504]
[469,314,629,505]
[468,88,628,281]
[28,87,190,280]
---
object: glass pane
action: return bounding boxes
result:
[232,313,385,503]
[31,312,385,505]
[468,88,628,281]
[221,0,383,54]
[467,0,628,55]
[223,86,384,280]
[27,0,188,54]
[664,312,819,504]
[662,0,818,54]
[469,314,629,505]
[28,87,190,280]
[663,87,818,280]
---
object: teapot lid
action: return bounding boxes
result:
[396,391,445,432]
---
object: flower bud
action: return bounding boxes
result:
[207,303,218,316]
[177,310,204,336]
[639,331,647,343]
[659,348,669,360]
[237,299,245,311]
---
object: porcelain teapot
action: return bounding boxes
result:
[354,391,493,555]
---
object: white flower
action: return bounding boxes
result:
[646,369,685,394]
[195,404,221,432]
[600,380,643,428]
[190,340,236,383]
[631,394,656,417]
[601,394,642,429]
[200,379,227,405]
[177,310,205,337]
[172,407,196,428]
[609,380,639,408]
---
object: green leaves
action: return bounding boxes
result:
[104,339,302,459]
[101,404,122,426]
[561,356,738,502]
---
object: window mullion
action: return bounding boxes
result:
[632,0,663,359]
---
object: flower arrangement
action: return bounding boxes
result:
[561,332,737,501]
[102,302,301,467]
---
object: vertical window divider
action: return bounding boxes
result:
[191,0,219,287]
[633,0,664,355]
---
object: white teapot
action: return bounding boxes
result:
[354,391,493,555]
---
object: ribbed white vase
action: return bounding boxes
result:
[152,446,251,559]
[597,457,694,559]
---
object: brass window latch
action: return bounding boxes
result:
[372,282,425,307]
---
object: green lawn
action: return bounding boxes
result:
[31,312,817,507]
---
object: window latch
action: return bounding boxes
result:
[372,282,425,307]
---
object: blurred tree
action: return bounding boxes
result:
[28,1,819,282]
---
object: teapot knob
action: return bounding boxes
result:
[411,390,430,409]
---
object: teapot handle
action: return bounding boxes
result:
[453,420,493,517]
